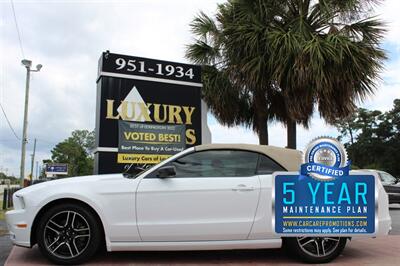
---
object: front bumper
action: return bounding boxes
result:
[5,209,32,247]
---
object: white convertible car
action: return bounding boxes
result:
[6,144,391,264]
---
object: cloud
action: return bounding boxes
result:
[0,0,224,176]
[377,0,400,46]
[0,0,399,177]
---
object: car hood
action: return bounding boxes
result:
[16,174,124,196]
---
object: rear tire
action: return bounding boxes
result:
[284,237,347,263]
[36,203,102,265]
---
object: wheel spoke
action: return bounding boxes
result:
[74,227,90,233]
[47,219,64,233]
[50,242,65,254]
[74,234,90,239]
[72,239,80,255]
[46,224,60,234]
[314,240,320,256]
[64,211,78,229]
[74,227,89,231]
[64,211,71,227]
[321,239,326,255]
[65,242,74,257]
[47,237,60,250]
[71,212,77,229]
[325,237,339,242]
[300,238,314,247]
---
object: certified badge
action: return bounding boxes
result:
[301,137,350,181]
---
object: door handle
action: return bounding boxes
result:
[232,184,255,192]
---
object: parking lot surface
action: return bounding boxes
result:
[4,236,400,265]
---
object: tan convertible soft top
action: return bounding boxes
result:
[195,143,302,171]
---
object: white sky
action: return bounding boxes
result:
[0,0,400,177]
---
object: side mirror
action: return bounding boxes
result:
[157,165,176,178]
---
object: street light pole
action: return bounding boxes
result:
[20,62,31,187]
[30,138,37,182]
[19,59,42,187]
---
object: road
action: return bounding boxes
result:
[0,220,12,266]
[389,204,400,234]
[1,205,400,265]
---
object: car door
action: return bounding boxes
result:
[136,149,261,241]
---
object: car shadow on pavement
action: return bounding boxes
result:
[91,248,295,265]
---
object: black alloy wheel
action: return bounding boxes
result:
[284,237,347,263]
[36,203,102,265]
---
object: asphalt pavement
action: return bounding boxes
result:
[0,220,13,266]
[389,204,400,235]
[1,205,400,265]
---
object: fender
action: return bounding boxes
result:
[33,192,112,249]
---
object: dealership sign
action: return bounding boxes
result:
[94,52,208,174]
[273,137,377,236]
[45,163,68,175]
[118,121,186,164]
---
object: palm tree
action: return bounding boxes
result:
[187,0,385,148]
[267,0,386,147]
[186,2,293,145]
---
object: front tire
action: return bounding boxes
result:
[36,203,102,265]
[284,237,347,263]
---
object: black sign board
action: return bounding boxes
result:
[94,52,202,174]
[99,53,201,84]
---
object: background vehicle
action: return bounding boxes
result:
[357,169,400,204]
[6,144,391,264]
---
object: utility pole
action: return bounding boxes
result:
[30,138,37,183]
[19,60,42,187]
[35,161,39,179]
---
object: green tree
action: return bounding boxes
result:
[49,130,95,177]
[187,0,386,148]
[0,172,18,184]
[70,130,95,156]
[335,100,400,178]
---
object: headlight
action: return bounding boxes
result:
[14,194,25,209]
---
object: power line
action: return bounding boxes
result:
[0,102,20,140]
[10,0,25,58]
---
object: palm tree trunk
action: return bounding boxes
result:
[287,119,296,149]
[255,90,269,145]
[258,118,269,145]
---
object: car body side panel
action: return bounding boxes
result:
[248,174,277,240]
[8,174,141,250]
[136,176,260,241]
[108,239,282,251]
[376,177,392,235]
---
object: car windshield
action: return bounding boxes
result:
[121,163,152,178]
[380,172,397,185]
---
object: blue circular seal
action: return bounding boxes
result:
[303,137,348,181]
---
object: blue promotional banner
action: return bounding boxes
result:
[274,173,376,235]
